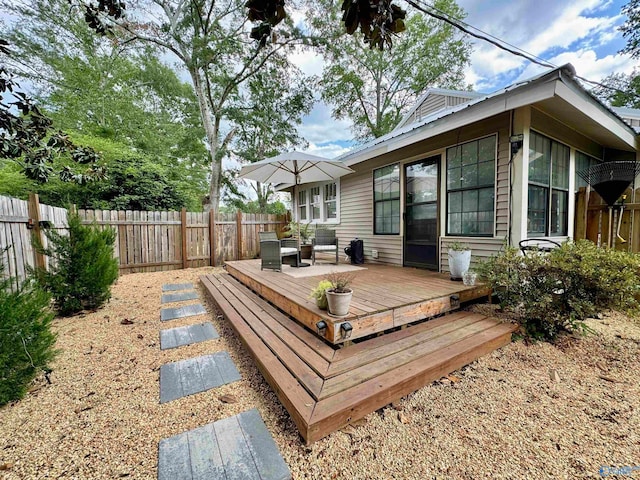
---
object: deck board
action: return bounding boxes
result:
[224,260,491,343]
[200,267,516,444]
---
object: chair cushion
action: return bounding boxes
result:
[313,245,337,252]
[280,247,298,255]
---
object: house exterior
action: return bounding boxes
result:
[291,64,639,272]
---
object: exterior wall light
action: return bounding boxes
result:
[509,134,524,155]
[340,322,353,339]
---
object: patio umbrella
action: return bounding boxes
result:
[239,151,354,266]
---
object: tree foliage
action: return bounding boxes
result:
[1,0,209,209]
[33,211,119,316]
[0,262,57,406]
[593,70,640,108]
[312,0,471,141]
[0,62,105,184]
[620,0,640,58]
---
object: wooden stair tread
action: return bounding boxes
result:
[201,271,515,444]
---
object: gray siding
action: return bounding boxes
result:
[337,112,511,270]
[440,237,506,272]
[448,95,473,107]
[414,94,446,123]
[336,159,403,265]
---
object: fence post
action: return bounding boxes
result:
[181,208,188,269]
[27,193,46,270]
[209,209,216,267]
[236,210,242,260]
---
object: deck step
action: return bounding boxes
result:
[158,409,290,480]
[200,272,516,444]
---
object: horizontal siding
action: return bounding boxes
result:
[338,112,512,271]
[416,95,446,122]
[448,95,473,107]
[336,168,403,266]
[440,237,505,273]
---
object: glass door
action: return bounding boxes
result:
[404,156,440,269]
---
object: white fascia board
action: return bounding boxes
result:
[554,82,637,150]
[345,81,558,166]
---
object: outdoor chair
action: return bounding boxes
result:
[259,231,299,271]
[312,229,338,265]
[518,238,562,257]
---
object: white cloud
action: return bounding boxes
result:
[305,141,352,159]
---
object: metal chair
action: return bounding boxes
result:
[259,231,299,271]
[518,238,562,257]
[312,229,338,265]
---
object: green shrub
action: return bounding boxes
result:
[33,211,119,316]
[477,240,640,340]
[0,265,57,406]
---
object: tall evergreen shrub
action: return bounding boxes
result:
[33,212,118,316]
[0,265,57,406]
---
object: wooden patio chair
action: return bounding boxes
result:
[259,231,299,271]
[312,229,338,265]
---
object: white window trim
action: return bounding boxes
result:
[294,179,341,225]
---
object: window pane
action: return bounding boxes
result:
[406,161,438,204]
[447,145,462,168]
[478,188,494,211]
[478,136,496,162]
[528,185,548,235]
[461,164,478,188]
[446,137,496,236]
[447,167,462,189]
[478,160,494,185]
[299,205,307,221]
[550,189,568,235]
[312,205,320,220]
[374,164,400,234]
[462,189,478,212]
[461,142,478,166]
[552,143,569,189]
[325,201,336,219]
[324,183,336,200]
[298,190,306,204]
[529,132,550,185]
[448,191,462,214]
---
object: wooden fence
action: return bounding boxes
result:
[77,208,289,273]
[575,185,640,253]
[0,193,289,280]
[0,194,68,286]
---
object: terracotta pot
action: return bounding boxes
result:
[326,289,352,317]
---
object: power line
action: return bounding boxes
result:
[405,0,635,99]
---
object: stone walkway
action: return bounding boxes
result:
[157,281,290,479]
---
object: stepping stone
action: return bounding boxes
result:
[160,351,241,404]
[162,283,194,292]
[160,303,207,321]
[161,291,199,304]
[158,408,290,480]
[160,323,219,350]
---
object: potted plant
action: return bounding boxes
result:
[325,272,354,317]
[310,280,333,310]
[283,221,313,259]
[448,241,471,281]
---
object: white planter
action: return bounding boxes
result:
[448,249,471,280]
[326,289,352,317]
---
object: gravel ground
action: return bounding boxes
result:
[1,267,639,479]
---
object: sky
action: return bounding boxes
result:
[294,0,638,159]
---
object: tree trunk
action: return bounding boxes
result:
[190,67,220,214]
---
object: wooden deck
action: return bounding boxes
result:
[224,260,491,344]
[201,270,517,444]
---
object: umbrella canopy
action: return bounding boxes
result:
[238,151,354,186]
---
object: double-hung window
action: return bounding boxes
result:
[527,132,569,236]
[374,164,400,234]
[296,182,339,224]
[575,151,601,191]
[446,136,496,236]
